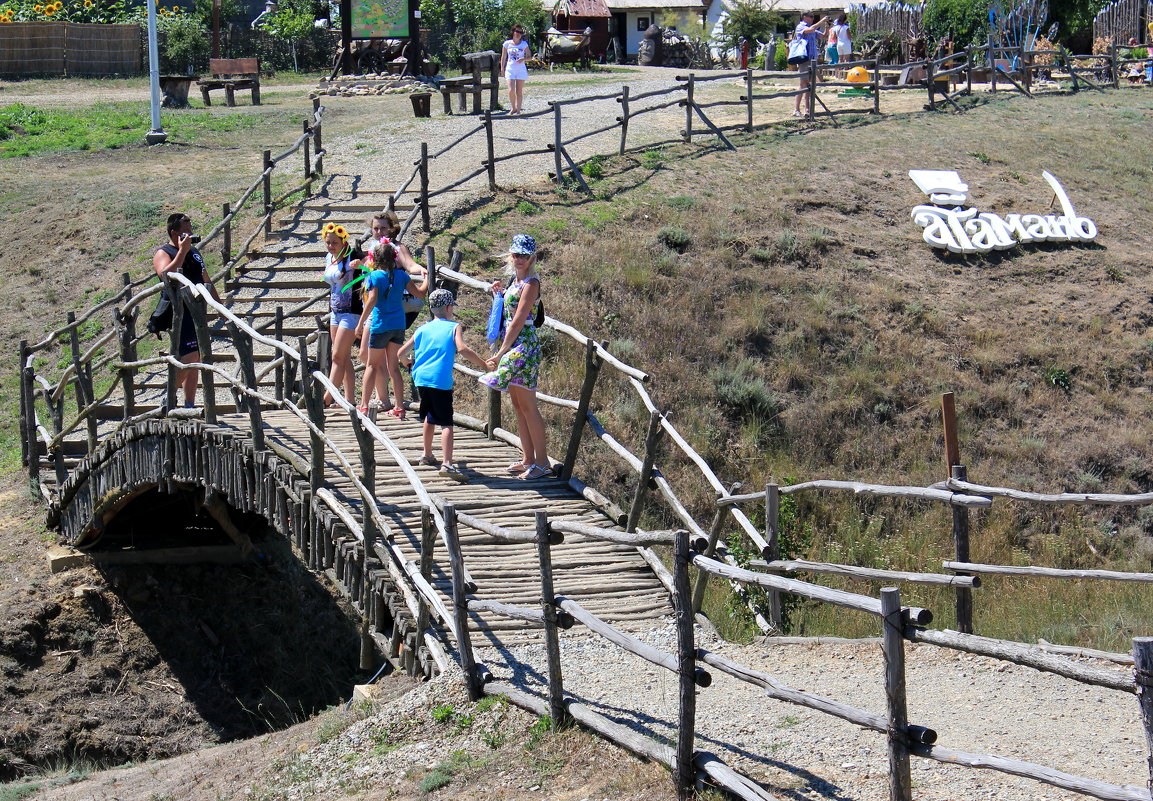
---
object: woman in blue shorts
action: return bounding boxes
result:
[356,241,428,417]
[321,223,363,406]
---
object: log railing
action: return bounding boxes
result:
[19,100,328,501]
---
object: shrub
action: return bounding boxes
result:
[656,226,692,252]
[716,0,781,54]
[923,0,991,49]
[709,358,783,425]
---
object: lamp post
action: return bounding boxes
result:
[145,0,167,145]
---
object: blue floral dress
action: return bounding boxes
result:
[479,276,542,392]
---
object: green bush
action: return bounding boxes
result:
[923,0,991,49]
[159,15,210,72]
[709,358,783,425]
[421,0,546,66]
[716,0,781,54]
[656,226,692,252]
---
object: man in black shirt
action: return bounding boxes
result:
[152,213,222,408]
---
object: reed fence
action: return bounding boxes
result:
[1093,0,1153,46]
[0,22,140,76]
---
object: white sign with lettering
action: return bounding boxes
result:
[909,170,1097,254]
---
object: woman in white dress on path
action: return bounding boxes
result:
[501,24,532,114]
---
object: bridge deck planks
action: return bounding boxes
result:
[212,408,671,641]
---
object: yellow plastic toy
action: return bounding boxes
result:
[847,66,870,83]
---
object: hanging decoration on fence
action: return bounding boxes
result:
[909,169,1097,254]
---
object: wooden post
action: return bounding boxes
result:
[419,142,431,232]
[187,290,217,424]
[560,338,602,481]
[229,324,264,450]
[312,98,324,185]
[444,503,481,700]
[67,312,98,452]
[1133,637,1153,795]
[486,386,501,439]
[262,149,273,236]
[625,410,663,533]
[274,305,285,401]
[552,103,564,182]
[940,391,959,472]
[873,58,881,114]
[221,202,232,268]
[317,329,331,376]
[988,35,997,93]
[536,510,566,726]
[1111,42,1120,89]
[881,587,912,801]
[764,483,784,631]
[951,464,973,633]
[302,119,312,182]
[1022,45,1032,92]
[683,74,694,142]
[164,276,181,411]
[807,60,817,119]
[691,483,739,613]
[424,245,437,291]
[484,110,496,190]
[744,67,754,131]
[416,506,434,637]
[965,47,973,96]
[304,376,325,494]
[673,526,697,800]
[115,305,137,421]
[618,85,630,155]
[351,408,377,541]
[926,58,935,109]
[19,340,40,496]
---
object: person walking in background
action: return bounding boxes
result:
[480,234,550,480]
[501,24,532,115]
[357,241,429,417]
[833,14,852,73]
[152,213,221,409]
[398,289,487,481]
[320,223,363,407]
[826,16,841,71]
[793,11,828,117]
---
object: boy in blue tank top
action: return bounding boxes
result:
[399,289,486,481]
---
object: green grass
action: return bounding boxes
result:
[0,102,286,157]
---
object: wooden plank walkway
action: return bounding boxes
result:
[209,409,671,642]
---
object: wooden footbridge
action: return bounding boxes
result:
[20,100,1153,801]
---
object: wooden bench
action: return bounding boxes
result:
[198,58,261,107]
[439,50,499,114]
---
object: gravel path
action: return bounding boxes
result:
[476,628,1146,800]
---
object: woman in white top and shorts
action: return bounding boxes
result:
[501,24,532,114]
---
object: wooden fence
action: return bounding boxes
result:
[0,22,140,76]
[20,61,1153,801]
[1094,0,1153,45]
[849,1,924,63]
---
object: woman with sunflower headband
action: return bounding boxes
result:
[321,222,366,407]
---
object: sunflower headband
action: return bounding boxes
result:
[322,223,348,241]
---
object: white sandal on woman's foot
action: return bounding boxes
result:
[505,462,529,475]
[519,464,552,480]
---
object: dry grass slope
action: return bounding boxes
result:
[431,90,1153,648]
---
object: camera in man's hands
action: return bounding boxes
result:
[188,235,202,244]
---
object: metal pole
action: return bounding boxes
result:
[145,0,167,145]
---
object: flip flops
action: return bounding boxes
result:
[519,464,552,481]
[505,462,530,475]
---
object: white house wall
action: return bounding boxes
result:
[621,9,700,53]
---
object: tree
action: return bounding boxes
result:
[717,0,781,54]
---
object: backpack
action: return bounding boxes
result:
[787,36,809,64]
[147,291,173,337]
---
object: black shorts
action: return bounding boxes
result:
[417,387,454,427]
[178,316,199,357]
